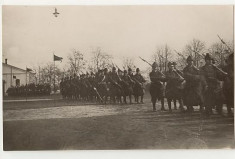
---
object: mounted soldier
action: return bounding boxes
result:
[133,68,146,103]
[165,62,185,112]
[149,62,166,111]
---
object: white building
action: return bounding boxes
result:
[2,59,36,95]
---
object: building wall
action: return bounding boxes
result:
[2,63,35,94]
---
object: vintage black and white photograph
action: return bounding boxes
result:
[2,5,234,150]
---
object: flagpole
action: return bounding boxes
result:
[26,66,28,102]
[53,53,56,106]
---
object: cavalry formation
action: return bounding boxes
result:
[60,53,234,117]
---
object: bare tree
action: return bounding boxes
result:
[174,50,187,70]
[89,47,113,72]
[34,63,62,90]
[151,44,172,72]
[122,57,136,70]
[67,49,86,75]
[184,39,206,67]
[208,42,231,66]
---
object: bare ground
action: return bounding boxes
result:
[3,95,234,150]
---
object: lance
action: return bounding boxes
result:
[217,35,233,53]
[86,79,103,102]
[139,56,152,66]
[93,87,103,103]
[139,56,165,77]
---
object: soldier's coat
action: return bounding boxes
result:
[200,64,224,108]
[165,70,184,100]
[133,74,146,96]
[183,65,206,107]
[149,70,165,101]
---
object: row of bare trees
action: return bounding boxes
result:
[151,38,233,71]
[32,37,233,87]
[32,47,136,87]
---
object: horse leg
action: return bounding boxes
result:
[167,98,172,112]
[129,95,132,104]
[161,98,166,111]
[141,95,144,103]
[124,96,127,104]
[152,96,157,111]
[178,99,184,112]
[173,99,177,110]
[227,103,233,116]
[136,96,139,103]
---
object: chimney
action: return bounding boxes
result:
[5,59,7,64]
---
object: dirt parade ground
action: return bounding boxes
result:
[3,95,235,150]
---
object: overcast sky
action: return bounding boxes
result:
[2,5,234,71]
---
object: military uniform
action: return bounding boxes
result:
[149,62,166,111]
[133,68,146,103]
[121,70,134,104]
[200,53,225,115]
[109,68,123,103]
[183,56,206,112]
[165,62,184,111]
[222,53,234,115]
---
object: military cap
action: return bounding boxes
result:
[172,62,177,65]
[136,68,140,72]
[152,62,158,68]
[186,56,193,62]
[118,69,122,72]
[112,67,116,70]
[205,53,212,61]
[128,68,132,72]
[124,70,127,73]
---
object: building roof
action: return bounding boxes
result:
[2,63,35,74]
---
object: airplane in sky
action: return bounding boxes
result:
[53,8,60,17]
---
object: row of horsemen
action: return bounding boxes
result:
[60,53,234,116]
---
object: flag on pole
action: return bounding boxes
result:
[54,54,63,62]
[26,67,33,72]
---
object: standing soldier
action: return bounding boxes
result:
[165,62,185,112]
[222,53,234,116]
[133,68,146,103]
[183,56,206,113]
[109,67,122,104]
[200,53,227,116]
[149,62,166,111]
[172,62,184,110]
[121,70,134,104]
[97,69,110,104]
